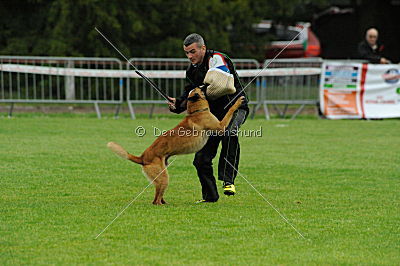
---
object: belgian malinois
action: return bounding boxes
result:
[108,86,243,205]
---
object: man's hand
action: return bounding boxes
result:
[167,97,176,110]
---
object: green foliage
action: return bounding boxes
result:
[0,0,328,59]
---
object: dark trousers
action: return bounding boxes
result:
[193,109,247,201]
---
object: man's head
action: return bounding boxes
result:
[365,28,379,47]
[183,33,206,65]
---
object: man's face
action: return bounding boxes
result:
[183,43,206,65]
[366,29,378,46]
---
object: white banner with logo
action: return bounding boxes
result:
[320,62,400,119]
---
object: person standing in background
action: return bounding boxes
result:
[357,28,390,64]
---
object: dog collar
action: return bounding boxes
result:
[189,107,209,115]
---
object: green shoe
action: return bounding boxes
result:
[223,184,236,196]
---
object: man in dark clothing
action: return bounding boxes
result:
[168,33,249,203]
[357,28,390,64]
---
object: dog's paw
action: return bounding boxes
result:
[233,96,244,109]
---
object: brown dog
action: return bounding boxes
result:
[108,87,244,205]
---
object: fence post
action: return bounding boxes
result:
[8,102,14,118]
[65,60,75,100]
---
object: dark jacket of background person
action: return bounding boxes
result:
[357,40,385,64]
[170,50,249,120]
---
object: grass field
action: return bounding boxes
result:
[1,113,399,265]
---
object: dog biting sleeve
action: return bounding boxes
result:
[204,53,236,100]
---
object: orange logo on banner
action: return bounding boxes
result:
[324,90,360,116]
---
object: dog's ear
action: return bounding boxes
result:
[187,93,200,102]
[199,84,209,92]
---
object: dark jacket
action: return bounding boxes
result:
[171,50,249,120]
[357,40,385,64]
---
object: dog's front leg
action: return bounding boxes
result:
[218,96,244,130]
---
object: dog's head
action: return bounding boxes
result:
[187,86,209,114]
[187,86,207,102]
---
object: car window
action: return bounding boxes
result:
[275,29,300,41]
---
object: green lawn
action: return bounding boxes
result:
[1,114,399,265]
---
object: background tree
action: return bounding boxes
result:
[0,0,328,59]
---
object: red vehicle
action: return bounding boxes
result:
[254,20,321,58]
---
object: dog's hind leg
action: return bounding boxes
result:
[157,158,169,205]
[152,168,169,205]
[153,177,168,205]
[142,157,169,205]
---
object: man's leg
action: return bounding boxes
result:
[219,135,239,184]
[193,136,222,202]
[218,109,248,190]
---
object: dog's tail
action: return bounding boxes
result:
[107,142,143,165]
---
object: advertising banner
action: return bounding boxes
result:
[320,62,400,119]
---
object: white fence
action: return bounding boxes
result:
[0,56,123,118]
[0,56,325,119]
[256,58,323,119]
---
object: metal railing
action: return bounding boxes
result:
[0,56,329,119]
[254,57,323,119]
[0,56,123,118]
[126,57,260,119]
